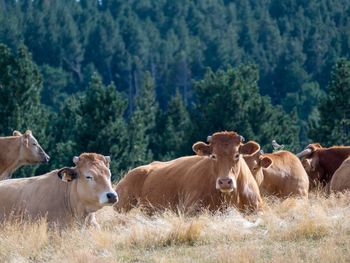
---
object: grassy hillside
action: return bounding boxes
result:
[1,190,350,262]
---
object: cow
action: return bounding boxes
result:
[114,131,262,214]
[297,143,350,187]
[0,130,50,180]
[243,150,309,198]
[330,157,350,192]
[0,153,118,228]
[194,142,309,198]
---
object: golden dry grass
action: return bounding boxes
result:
[2,191,350,262]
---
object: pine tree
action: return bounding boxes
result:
[128,72,158,166]
[310,59,350,146]
[158,89,192,159]
[191,65,300,151]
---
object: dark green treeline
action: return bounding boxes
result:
[0,0,350,180]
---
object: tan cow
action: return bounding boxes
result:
[244,150,309,198]
[115,131,262,214]
[0,130,50,180]
[0,153,117,227]
[195,142,309,198]
[330,157,350,192]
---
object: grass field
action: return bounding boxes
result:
[1,190,350,263]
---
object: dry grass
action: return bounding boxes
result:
[2,190,350,262]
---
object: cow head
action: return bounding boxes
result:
[192,131,260,193]
[243,149,273,185]
[57,153,117,211]
[15,130,50,164]
[297,143,323,187]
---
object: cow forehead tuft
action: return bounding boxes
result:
[78,153,106,162]
[211,131,239,141]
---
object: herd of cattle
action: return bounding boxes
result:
[0,129,350,228]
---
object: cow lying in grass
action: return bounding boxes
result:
[195,141,309,198]
[115,131,262,214]
[0,153,117,228]
[297,143,350,191]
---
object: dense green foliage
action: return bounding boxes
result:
[310,59,350,146]
[0,1,349,180]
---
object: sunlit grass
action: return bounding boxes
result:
[2,189,350,262]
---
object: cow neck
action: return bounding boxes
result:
[64,180,88,222]
[236,157,250,189]
[254,169,264,187]
[0,137,21,179]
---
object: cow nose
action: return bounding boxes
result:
[106,192,118,203]
[219,178,233,185]
[42,154,50,163]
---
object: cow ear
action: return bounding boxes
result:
[192,142,211,156]
[259,156,273,169]
[104,156,111,166]
[58,168,78,182]
[240,141,260,156]
[13,130,22,136]
[73,156,79,164]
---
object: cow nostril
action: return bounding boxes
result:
[219,180,223,185]
[227,179,232,185]
[107,192,116,199]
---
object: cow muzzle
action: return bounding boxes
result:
[41,154,50,163]
[216,177,236,193]
[100,191,118,205]
[107,192,118,204]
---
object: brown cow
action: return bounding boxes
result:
[195,143,309,198]
[297,143,350,187]
[0,130,50,180]
[243,150,309,198]
[0,153,117,227]
[115,131,262,214]
[330,157,350,192]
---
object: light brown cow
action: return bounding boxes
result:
[244,150,309,198]
[0,130,50,180]
[330,157,350,192]
[194,143,309,198]
[0,153,117,227]
[297,143,350,187]
[115,131,262,214]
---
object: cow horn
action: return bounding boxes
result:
[240,135,245,142]
[296,148,312,158]
[105,156,111,163]
[260,150,264,154]
[73,156,80,164]
[207,136,212,142]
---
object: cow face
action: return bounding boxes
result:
[57,153,118,211]
[16,130,50,164]
[301,158,322,188]
[243,149,273,187]
[297,143,322,187]
[193,132,260,193]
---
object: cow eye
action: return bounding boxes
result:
[86,176,93,180]
[234,153,240,160]
[32,143,37,146]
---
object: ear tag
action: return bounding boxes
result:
[62,172,70,182]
